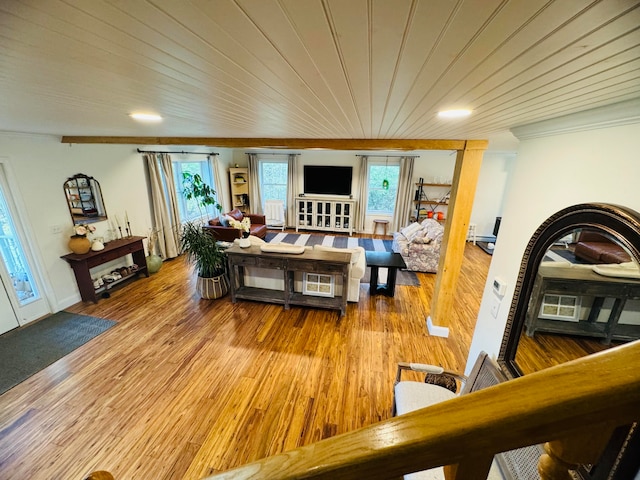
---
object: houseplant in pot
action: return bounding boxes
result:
[179,172,227,299]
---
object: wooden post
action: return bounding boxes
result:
[428,141,486,335]
[538,426,615,480]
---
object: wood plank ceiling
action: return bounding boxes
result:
[0,0,639,143]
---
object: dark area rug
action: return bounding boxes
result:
[0,311,116,395]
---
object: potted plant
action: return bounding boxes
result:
[179,172,228,299]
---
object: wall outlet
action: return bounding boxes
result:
[490,296,500,318]
[50,225,63,234]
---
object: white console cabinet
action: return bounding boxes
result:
[295,197,355,236]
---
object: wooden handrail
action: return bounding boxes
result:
[204,340,640,480]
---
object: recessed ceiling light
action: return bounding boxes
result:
[130,112,162,122]
[437,109,472,118]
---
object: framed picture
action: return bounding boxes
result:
[303,273,334,297]
[539,294,581,322]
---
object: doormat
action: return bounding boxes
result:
[0,311,116,395]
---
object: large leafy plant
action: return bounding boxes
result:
[180,221,226,278]
[179,172,225,278]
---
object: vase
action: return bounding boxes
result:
[239,231,250,248]
[146,254,163,274]
[68,235,91,254]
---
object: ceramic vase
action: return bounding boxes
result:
[239,231,250,248]
[68,235,91,254]
[146,254,163,274]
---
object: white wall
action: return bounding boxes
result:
[466,122,640,373]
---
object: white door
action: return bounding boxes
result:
[0,161,50,334]
[0,277,19,335]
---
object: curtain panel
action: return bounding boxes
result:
[355,156,369,233]
[392,156,415,232]
[247,153,262,215]
[286,154,299,227]
[144,153,180,259]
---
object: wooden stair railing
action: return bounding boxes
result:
[203,340,640,480]
[84,341,640,480]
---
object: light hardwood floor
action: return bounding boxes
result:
[0,240,493,479]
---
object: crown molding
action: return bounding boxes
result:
[510,98,640,140]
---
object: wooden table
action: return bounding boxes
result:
[365,251,407,297]
[61,236,148,303]
[225,244,351,316]
[525,264,640,344]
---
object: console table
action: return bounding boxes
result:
[61,236,148,303]
[226,244,351,316]
[525,264,640,344]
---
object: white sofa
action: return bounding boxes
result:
[238,236,365,302]
[392,219,444,273]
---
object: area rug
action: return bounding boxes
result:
[0,311,116,395]
[265,232,393,252]
[265,232,420,286]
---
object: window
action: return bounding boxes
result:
[367,162,400,214]
[172,160,219,221]
[259,160,288,208]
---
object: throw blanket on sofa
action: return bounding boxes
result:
[265,232,393,252]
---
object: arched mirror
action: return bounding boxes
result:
[498,203,640,478]
[64,174,107,225]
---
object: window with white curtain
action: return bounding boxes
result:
[172,160,219,221]
[259,159,288,209]
[366,161,400,214]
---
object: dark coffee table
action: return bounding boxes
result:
[365,251,407,297]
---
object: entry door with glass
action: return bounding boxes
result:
[0,164,49,334]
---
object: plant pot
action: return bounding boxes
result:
[146,254,163,274]
[196,274,229,299]
[68,235,91,254]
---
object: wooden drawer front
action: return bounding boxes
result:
[256,257,285,269]
[229,255,257,267]
[87,250,126,268]
[291,260,345,273]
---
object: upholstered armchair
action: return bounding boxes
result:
[203,208,267,242]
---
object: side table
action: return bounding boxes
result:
[365,251,407,297]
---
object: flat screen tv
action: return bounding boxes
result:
[303,165,352,196]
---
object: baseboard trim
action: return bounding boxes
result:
[426,316,450,338]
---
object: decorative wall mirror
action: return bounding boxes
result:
[64,174,107,225]
[498,203,640,478]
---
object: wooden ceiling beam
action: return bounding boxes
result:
[60,136,488,151]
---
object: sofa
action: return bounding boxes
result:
[238,236,365,302]
[392,219,444,272]
[573,230,631,264]
[203,208,267,242]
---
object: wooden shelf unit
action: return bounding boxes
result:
[413,181,451,222]
[295,197,355,235]
[229,167,249,213]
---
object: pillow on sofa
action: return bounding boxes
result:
[219,214,232,227]
[227,209,244,221]
[400,222,423,242]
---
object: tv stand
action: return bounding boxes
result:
[295,196,355,235]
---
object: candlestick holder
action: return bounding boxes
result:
[118,226,123,239]
[127,222,132,237]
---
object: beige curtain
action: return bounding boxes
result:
[209,154,224,215]
[144,153,180,259]
[392,156,416,231]
[286,154,299,227]
[355,155,369,233]
[247,153,262,215]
